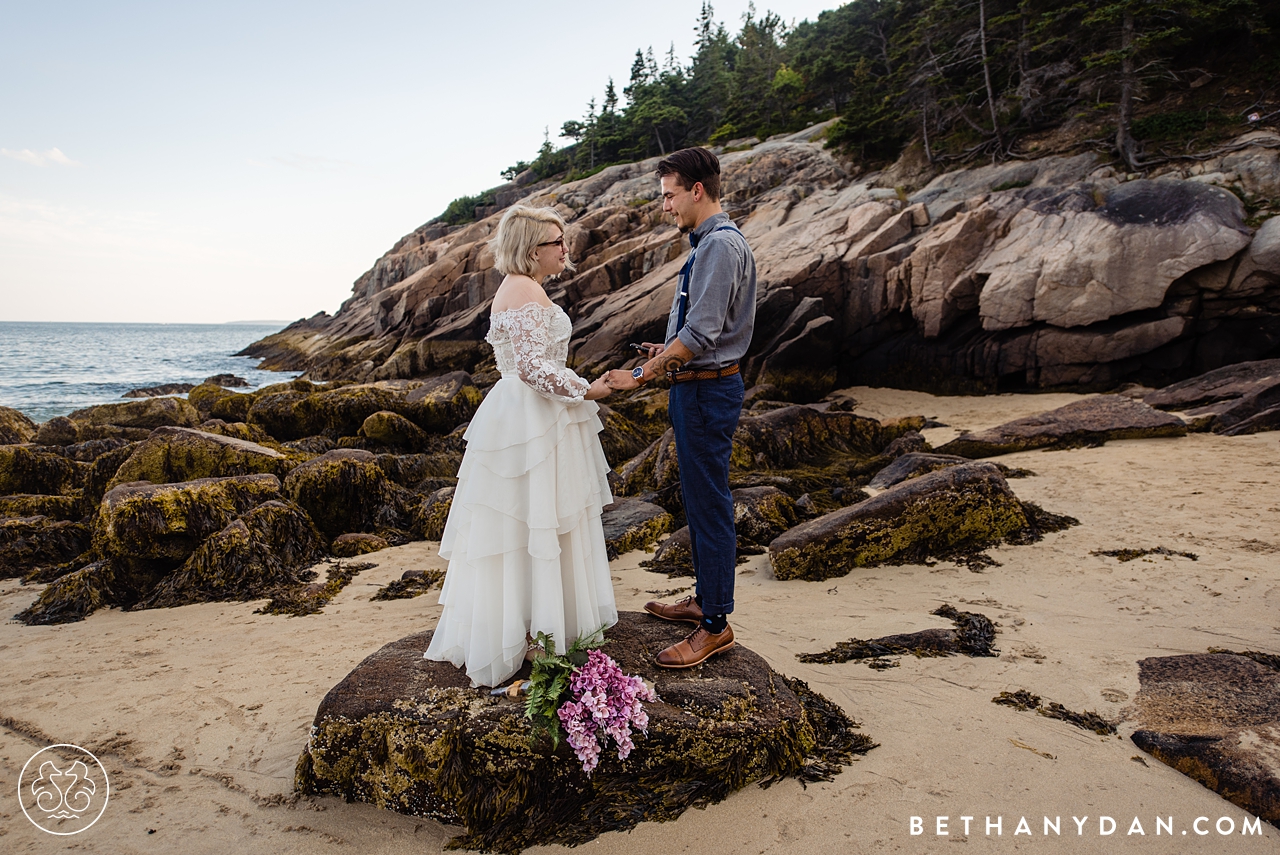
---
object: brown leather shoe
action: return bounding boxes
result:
[644,594,703,625]
[655,624,735,669]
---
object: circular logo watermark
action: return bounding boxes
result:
[18,744,110,835]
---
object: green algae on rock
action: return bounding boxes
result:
[0,494,83,521]
[96,474,285,599]
[361,410,430,451]
[0,406,37,445]
[601,498,673,560]
[799,604,998,665]
[935,394,1187,458]
[15,559,120,625]
[67,396,201,430]
[0,445,86,496]
[283,449,414,539]
[0,515,91,578]
[107,426,299,490]
[295,611,874,853]
[768,462,1058,582]
[332,532,390,557]
[140,499,327,609]
[411,486,454,541]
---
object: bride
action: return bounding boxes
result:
[424,204,618,687]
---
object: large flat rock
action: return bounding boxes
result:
[296,611,873,852]
[1131,652,1280,828]
[935,395,1186,458]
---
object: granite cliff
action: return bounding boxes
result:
[243,126,1280,397]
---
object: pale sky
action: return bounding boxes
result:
[1,0,837,324]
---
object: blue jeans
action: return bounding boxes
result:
[668,373,745,616]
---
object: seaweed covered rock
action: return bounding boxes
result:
[0,494,83,521]
[33,416,80,446]
[596,404,654,468]
[935,395,1186,458]
[140,500,327,608]
[195,418,273,444]
[601,498,673,559]
[81,442,142,511]
[0,445,85,496]
[67,396,201,430]
[1131,652,1280,828]
[617,406,902,496]
[16,560,120,625]
[768,463,1035,581]
[249,377,482,442]
[0,406,37,444]
[210,390,254,423]
[187,382,239,416]
[123,382,196,398]
[0,515,91,577]
[374,452,462,490]
[332,532,390,558]
[412,486,454,541]
[97,474,284,596]
[732,486,801,545]
[361,410,429,451]
[106,426,296,489]
[283,449,414,539]
[403,371,484,433]
[296,611,874,852]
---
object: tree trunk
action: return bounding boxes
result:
[922,96,933,163]
[1116,9,1139,171]
[654,127,667,156]
[979,0,1006,157]
[1016,3,1032,101]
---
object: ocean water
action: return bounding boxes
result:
[0,322,302,424]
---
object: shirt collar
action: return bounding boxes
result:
[688,211,730,249]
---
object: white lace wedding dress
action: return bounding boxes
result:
[424,301,618,687]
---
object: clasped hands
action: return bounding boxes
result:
[584,342,665,400]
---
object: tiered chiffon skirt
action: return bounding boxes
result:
[424,377,618,687]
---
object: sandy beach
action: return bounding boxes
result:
[3,386,1279,854]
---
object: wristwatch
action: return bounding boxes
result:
[631,366,646,385]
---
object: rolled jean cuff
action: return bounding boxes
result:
[699,599,734,617]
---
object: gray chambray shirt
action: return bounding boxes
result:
[663,212,757,370]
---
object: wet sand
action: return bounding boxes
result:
[3,387,1279,853]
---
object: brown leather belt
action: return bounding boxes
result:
[666,363,740,384]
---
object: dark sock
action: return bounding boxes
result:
[701,614,728,634]
[694,594,703,608]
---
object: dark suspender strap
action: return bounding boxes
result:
[677,224,742,332]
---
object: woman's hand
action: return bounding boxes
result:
[585,376,613,400]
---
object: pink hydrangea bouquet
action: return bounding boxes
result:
[524,630,657,775]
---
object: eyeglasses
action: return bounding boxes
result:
[537,237,565,248]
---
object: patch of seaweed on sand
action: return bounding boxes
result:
[1092,546,1198,562]
[797,604,998,666]
[1207,647,1280,671]
[993,689,1117,735]
[256,560,375,616]
[371,569,444,601]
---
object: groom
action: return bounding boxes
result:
[606,147,757,669]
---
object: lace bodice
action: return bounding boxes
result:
[487,302,590,403]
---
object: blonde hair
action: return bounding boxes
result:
[489,205,576,278]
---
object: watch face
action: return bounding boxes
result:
[632,367,645,380]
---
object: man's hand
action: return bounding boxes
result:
[639,341,665,360]
[604,369,641,391]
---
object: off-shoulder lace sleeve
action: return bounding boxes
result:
[505,305,590,403]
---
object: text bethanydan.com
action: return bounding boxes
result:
[910,815,1265,838]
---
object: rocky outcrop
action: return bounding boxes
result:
[67,397,201,430]
[331,532,390,557]
[295,611,873,852]
[865,452,970,493]
[283,449,414,540]
[0,406,37,444]
[0,446,85,496]
[935,395,1186,458]
[600,498,673,559]
[412,486,454,540]
[242,130,1280,397]
[1146,359,1280,435]
[106,426,297,489]
[768,463,1057,581]
[123,383,196,398]
[1131,652,1280,828]
[0,515,90,578]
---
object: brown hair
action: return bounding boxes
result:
[656,147,721,201]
